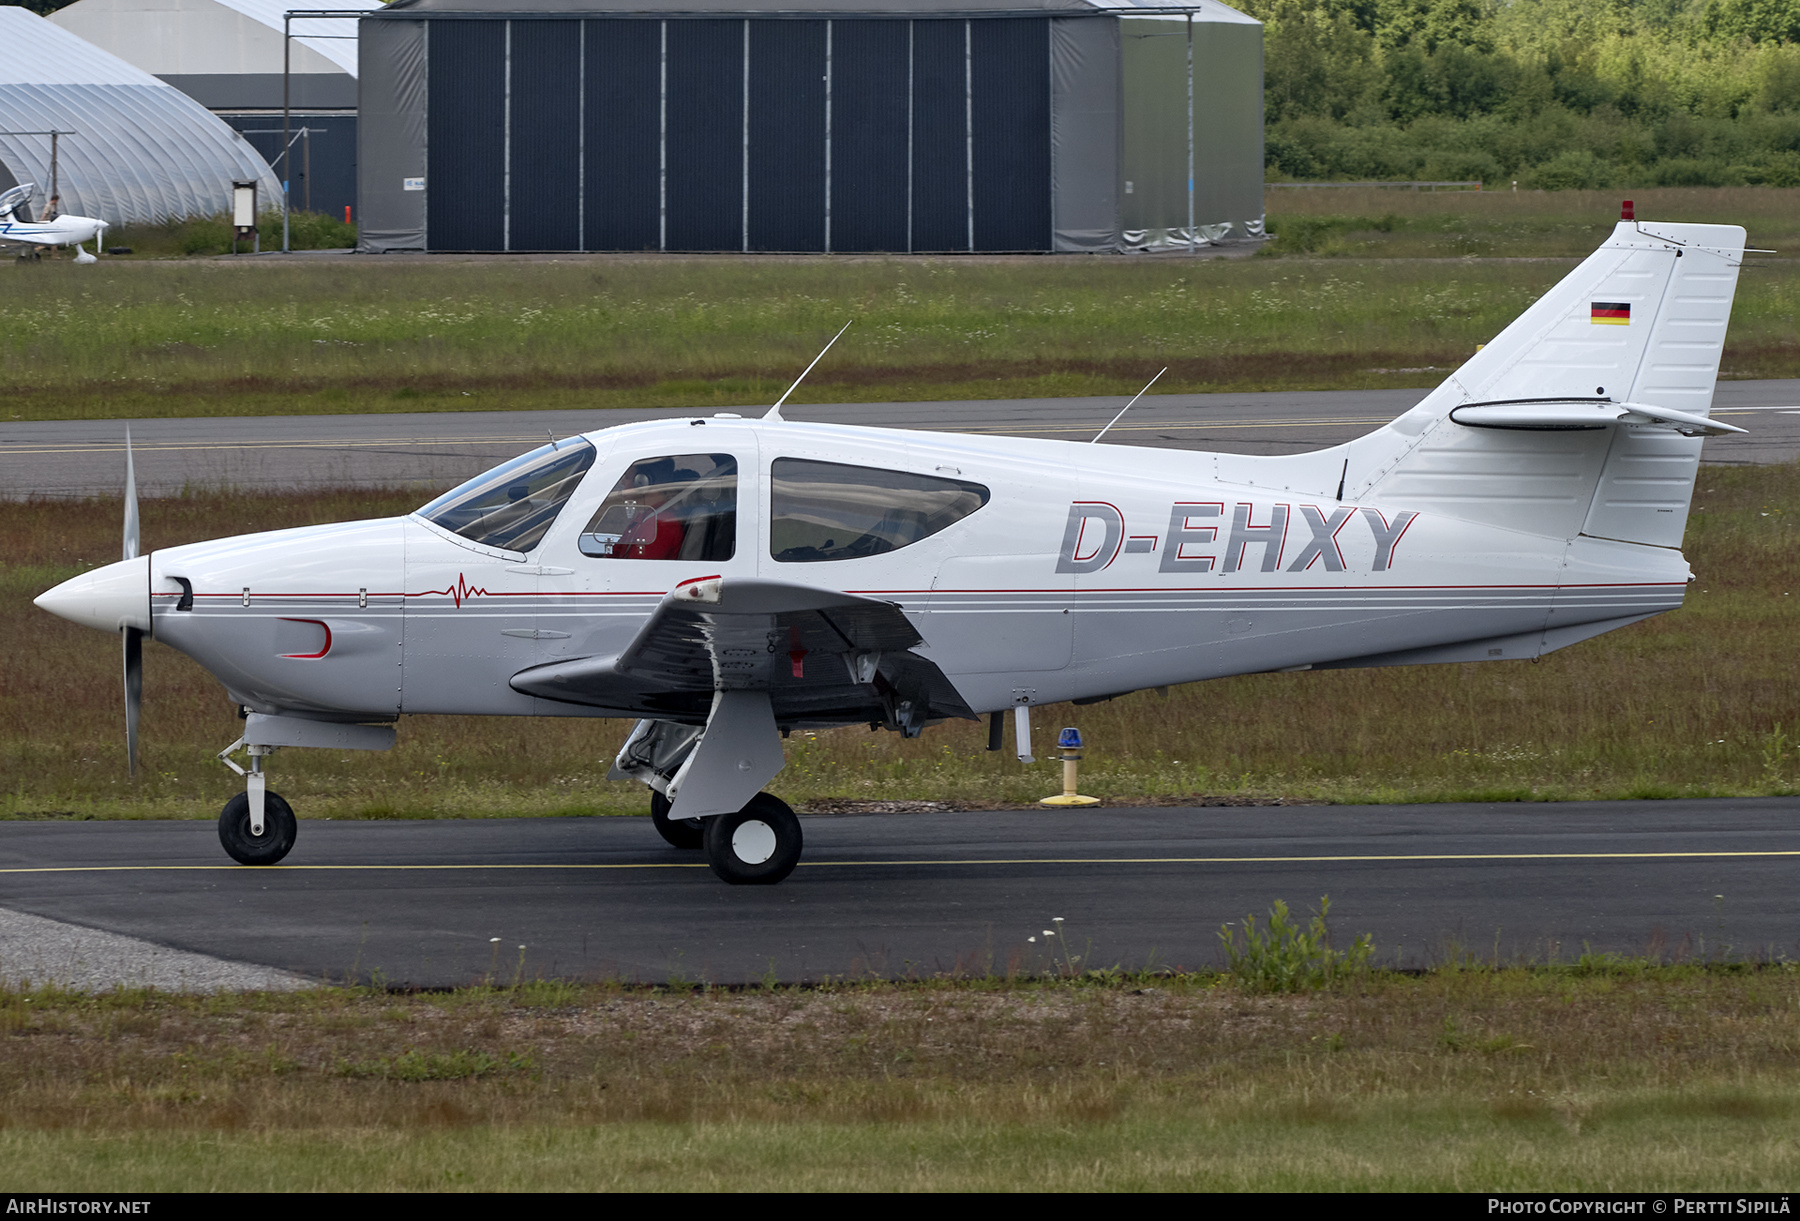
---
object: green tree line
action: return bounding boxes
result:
[1240,0,1800,185]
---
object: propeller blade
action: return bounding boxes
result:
[124,626,142,777]
[123,425,138,561]
[123,428,143,775]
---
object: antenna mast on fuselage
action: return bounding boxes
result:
[763,320,853,422]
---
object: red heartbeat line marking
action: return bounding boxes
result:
[419,573,492,608]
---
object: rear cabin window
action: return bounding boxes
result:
[770,459,989,563]
[578,454,737,562]
[416,440,596,554]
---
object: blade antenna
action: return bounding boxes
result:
[1092,368,1168,444]
[764,320,853,422]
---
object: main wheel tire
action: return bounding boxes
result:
[703,793,802,885]
[650,790,705,850]
[218,791,297,866]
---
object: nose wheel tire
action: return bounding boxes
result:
[218,791,297,865]
[704,793,802,885]
[650,790,706,850]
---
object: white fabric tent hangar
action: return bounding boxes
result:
[0,7,281,227]
[49,0,383,221]
[357,0,1265,254]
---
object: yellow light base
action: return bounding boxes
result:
[1040,793,1101,806]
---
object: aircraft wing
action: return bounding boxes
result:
[509,577,974,731]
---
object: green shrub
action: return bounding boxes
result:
[105,210,357,257]
[177,216,231,255]
[1526,150,1613,191]
[259,208,357,251]
[1219,896,1374,994]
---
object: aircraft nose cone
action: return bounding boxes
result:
[35,555,151,633]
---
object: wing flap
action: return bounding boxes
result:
[509,578,973,730]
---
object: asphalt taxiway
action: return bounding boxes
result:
[2,800,1795,988]
[3,378,1797,498]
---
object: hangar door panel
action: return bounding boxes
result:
[666,19,744,252]
[911,19,968,253]
[1193,20,1264,233]
[748,20,825,252]
[831,20,909,253]
[584,20,660,252]
[971,18,1050,252]
[1120,16,1189,242]
[511,21,581,252]
[428,20,504,251]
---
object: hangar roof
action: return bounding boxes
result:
[0,7,283,225]
[51,0,384,79]
[376,0,1257,22]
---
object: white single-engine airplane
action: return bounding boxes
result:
[36,210,1748,884]
[1,182,108,263]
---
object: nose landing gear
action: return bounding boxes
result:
[218,789,297,866]
[216,738,296,865]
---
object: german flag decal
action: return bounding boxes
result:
[1591,301,1631,325]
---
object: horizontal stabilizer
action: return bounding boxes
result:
[1449,399,1746,437]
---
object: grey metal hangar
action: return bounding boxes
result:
[355,0,1265,254]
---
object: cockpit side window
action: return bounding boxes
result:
[578,453,738,562]
[416,440,596,553]
[770,459,989,563]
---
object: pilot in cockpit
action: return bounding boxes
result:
[578,453,737,561]
[616,461,691,560]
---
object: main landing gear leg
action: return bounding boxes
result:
[621,693,798,882]
[216,738,297,865]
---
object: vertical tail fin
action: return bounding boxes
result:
[1347,219,1747,545]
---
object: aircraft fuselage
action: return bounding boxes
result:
[120,417,1686,726]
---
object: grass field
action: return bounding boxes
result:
[4,461,1798,821]
[4,186,1797,1191]
[1,966,1797,1190]
[1,188,1795,422]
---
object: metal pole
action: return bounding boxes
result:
[282,13,291,252]
[963,20,973,252]
[740,19,748,253]
[824,20,832,254]
[49,131,58,204]
[1187,15,1195,253]
[303,126,311,213]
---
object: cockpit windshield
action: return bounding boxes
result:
[416,440,597,553]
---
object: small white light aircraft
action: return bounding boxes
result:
[35,210,1749,884]
[0,182,108,263]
